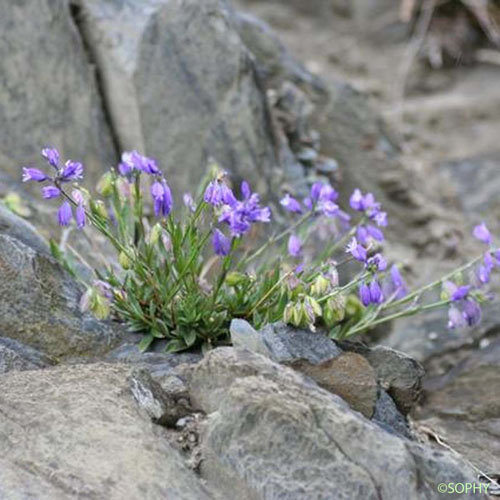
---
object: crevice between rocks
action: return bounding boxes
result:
[68,1,123,160]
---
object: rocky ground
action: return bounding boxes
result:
[1,0,500,498]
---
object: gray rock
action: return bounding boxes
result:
[231,321,377,416]
[129,368,192,427]
[78,0,277,197]
[193,347,484,499]
[373,389,412,439]
[415,337,500,474]
[232,11,327,93]
[105,342,202,379]
[0,363,215,499]
[0,205,49,256]
[0,337,52,374]
[0,234,122,360]
[365,345,425,415]
[0,0,116,186]
[231,320,343,364]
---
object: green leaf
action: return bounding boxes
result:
[182,329,197,347]
[165,339,187,353]
[138,333,154,352]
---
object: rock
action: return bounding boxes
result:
[0,0,116,186]
[238,0,350,20]
[0,234,122,360]
[232,11,327,93]
[291,352,378,418]
[0,337,52,374]
[234,7,455,257]
[189,346,316,414]
[231,321,376,417]
[193,347,484,499]
[373,389,412,439]
[365,345,425,415]
[0,363,214,499]
[0,205,49,256]
[105,342,202,379]
[231,320,343,364]
[129,368,192,427]
[415,337,500,473]
[78,0,277,197]
[438,153,500,233]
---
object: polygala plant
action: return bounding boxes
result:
[21,148,498,352]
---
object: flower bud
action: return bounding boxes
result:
[149,223,162,245]
[345,294,363,317]
[225,271,248,287]
[326,294,346,322]
[283,302,294,324]
[93,200,108,220]
[119,251,132,270]
[306,296,322,317]
[310,275,330,297]
[97,172,114,196]
[91,293,111,320]
[291,303,304,327]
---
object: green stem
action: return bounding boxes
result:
[383,254,485,311]
[347,299,451,337]
[247,269,292,317]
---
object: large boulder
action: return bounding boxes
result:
[0,233,123,361]
[77,0,277,196]
[190,348,485,499]
[0,0,116,185]
[0,363,215,499]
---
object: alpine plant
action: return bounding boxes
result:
[21,147,498,352]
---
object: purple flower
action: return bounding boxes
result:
[76,204,86,229]
[204,180,236,207]
[367,253,387,271]
[58,201,72,226]
[390,265,407,299]
[369,280,384,304]
[71,189,85,205]
[183,193,196,212]
[42,186,61,199]
[151,180,173,217]
[473,222,492,245]
[477,265,491,284]
[219,182,271,237]
[41,147,60,168]
[350,189,380,213]
[372,211,388,227]
[60,160,84,182]
[359,283,371,307]
[357,225,384,244]
[451,285,470,302]
[288,234,302,258]
[280,193,302,213]
[318,200,340,218]
[22,167,47,182]
[318,184,339,203]
[118,160,133,177]
[448,306,466,329]
[484,251,495,271]
[121,151,160,176]
[463,299,481,326]
[212,229,231,256]
[346,237,367,262]
[310,182,323,203]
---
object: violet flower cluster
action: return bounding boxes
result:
[20,146,498,351]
